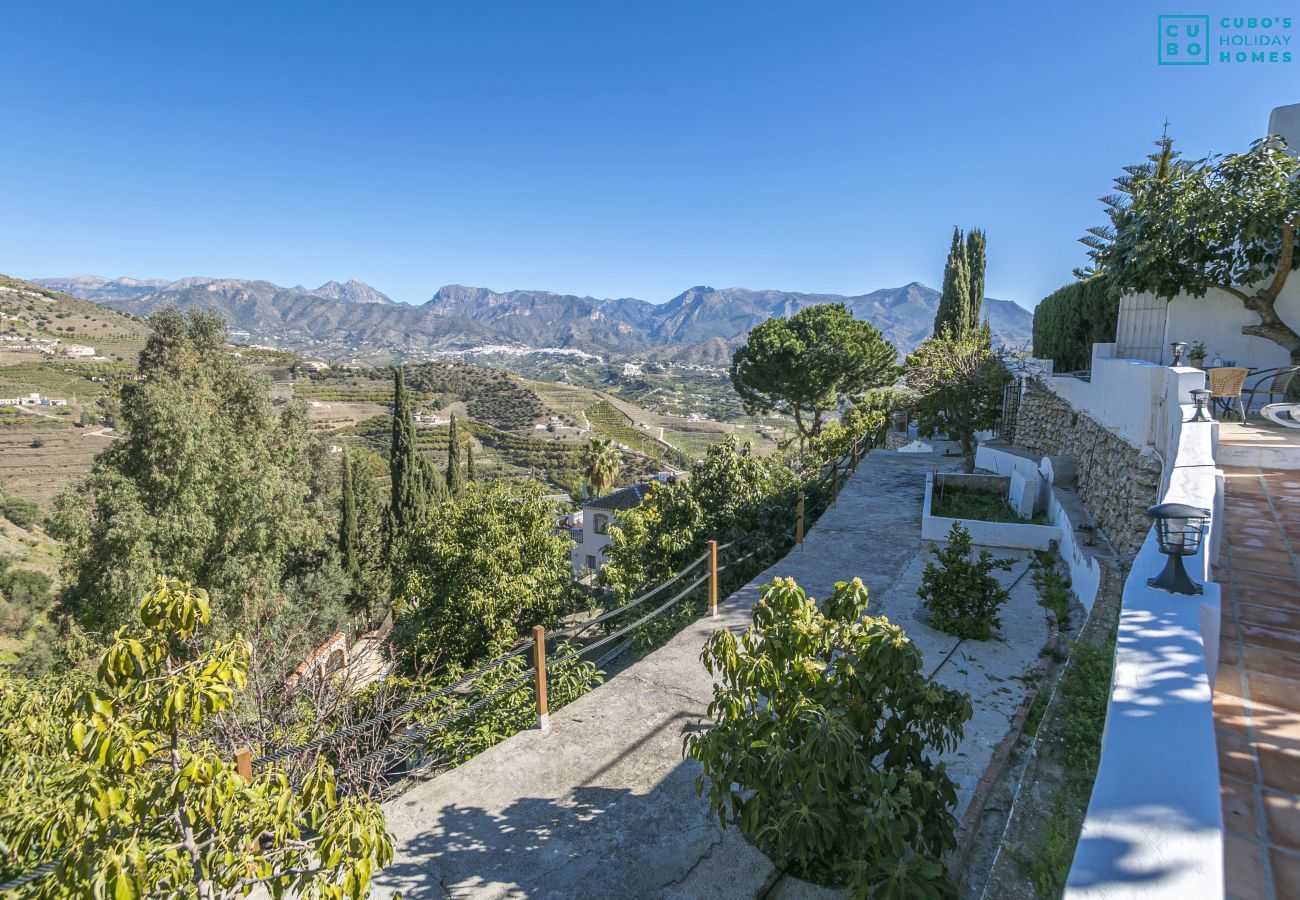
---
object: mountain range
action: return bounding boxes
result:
[34,275,1034,364]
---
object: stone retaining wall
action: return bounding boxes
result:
[1012,379,1161,558]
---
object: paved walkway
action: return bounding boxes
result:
[1213,466,1300,900]
[372,451,1046,899]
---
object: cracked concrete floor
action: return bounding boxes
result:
[371,451,1046,899]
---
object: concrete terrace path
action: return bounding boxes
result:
[373,451,1045,899]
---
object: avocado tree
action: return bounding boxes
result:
[686,576,971,898]
[1086,134,1300,362]
[0,578,392,899]
[730,304,897,448]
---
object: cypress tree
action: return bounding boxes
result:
[446,414,464,495]
[389,367,425,533]
[964,228,986,337]
[466,439,476,482]
[339,448,359,580]
[934,226,970,338]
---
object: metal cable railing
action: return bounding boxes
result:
[0,432,877,894]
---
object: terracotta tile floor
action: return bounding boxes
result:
[1215,466,1300,900]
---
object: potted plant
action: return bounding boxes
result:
[1188,341,1207,369]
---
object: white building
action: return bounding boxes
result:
[64,345,95,357]
[568,482,653,577]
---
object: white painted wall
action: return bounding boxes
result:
[1040,344,1172,448]
[1066,383,1225,900]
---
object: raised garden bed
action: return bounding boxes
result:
[922,472,1061,550]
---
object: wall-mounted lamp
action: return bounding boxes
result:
[1170,341,1189,367]
[1146,502,1210,595]
[1189,388,1213,423]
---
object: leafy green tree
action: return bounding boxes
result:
[599,438,799,601]
[730,304,897,446]
[579,437,622,499]
[686,576,971,898]
[391,480,573,675]
[0,578,392,899]
[904,325,1011,473]
[1086,134,1300,363]
[918,523,1013,640]
[446,414,464,496]
[51,308,331,635]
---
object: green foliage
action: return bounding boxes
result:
[686,577,971,898]
[446,414,465,495]
[1089,134,1300,361]
[730,304,897,444]
[930,484,1037,524]
[0,578,392,899]
[1024,636,1116,896]
[0,557,54,643]
[598,437,799,601]
[903,325,1011,473]
[391,480,575,675]
[934,227,987,339]
[50,307,336,636]
[388,367,436,540]
[917,523,1012,640]
[0,494,41,530]
[1032,552,1073,630]
[400,362,546,431]
[1031,278,1120,372]
[579,437,623,498]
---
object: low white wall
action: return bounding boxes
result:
[976,443,1103,612]
[1041,344,1171,448]
[921,471,1061,550]
[1066,386,1225,899]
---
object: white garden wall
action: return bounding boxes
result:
[1066,381,1225,900]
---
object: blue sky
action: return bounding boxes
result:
[0,2,1293,309]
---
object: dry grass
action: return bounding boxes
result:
[0,417,109,508]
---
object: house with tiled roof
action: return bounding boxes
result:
[568,474,685,578]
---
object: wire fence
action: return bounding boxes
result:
[0,431,874,895]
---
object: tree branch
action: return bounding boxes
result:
[1264,222,1296,301]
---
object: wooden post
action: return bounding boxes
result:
[796,492,805,545]
[851,438,860,472]
[235,746,252,782]
[533,625,549,731]
[831,461,839,504]
[708,539,719,619]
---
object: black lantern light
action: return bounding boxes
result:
[1170,341,1189,366]
[1189,388,1212,423]
[1146,502,1211,595]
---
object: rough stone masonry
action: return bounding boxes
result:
[1011,378,1161,559]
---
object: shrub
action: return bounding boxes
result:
[1032,278,1119,372]
[0,495,40,530]
[918,523,1012,640]
[686,576,971,897]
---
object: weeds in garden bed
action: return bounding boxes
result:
[931,484,1046,524]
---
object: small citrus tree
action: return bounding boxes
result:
[686,577,971,898]
[0,578,392,899]
[918,523,1013,640]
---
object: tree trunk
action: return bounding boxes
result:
[1225,224,1300,363]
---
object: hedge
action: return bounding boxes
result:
[1032,279,1120,373]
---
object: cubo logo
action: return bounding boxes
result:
[1159,15,1210,64]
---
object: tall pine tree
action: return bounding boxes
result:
[339,447,359,580]
[389,367,426,534]
[446,414,464,496]
[934,226,970,337]
[466,439,476,482]
[964,228,986,336]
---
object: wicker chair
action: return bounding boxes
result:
[1208,366,1249,422]
[1242,366,1299,415]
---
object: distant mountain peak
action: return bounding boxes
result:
[309,279,393,305]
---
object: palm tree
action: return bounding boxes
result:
[580,437,622,499]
